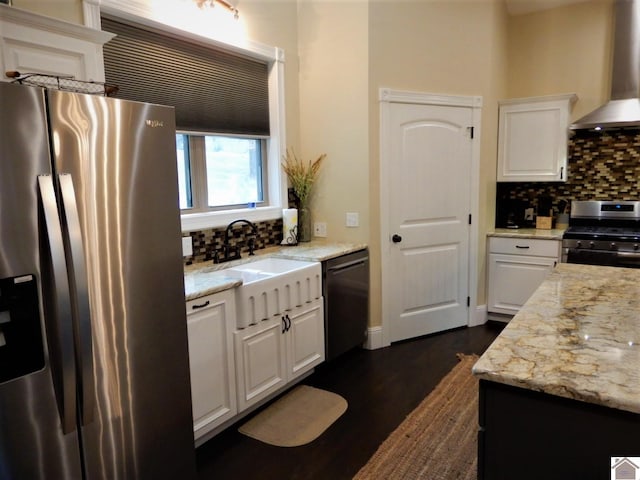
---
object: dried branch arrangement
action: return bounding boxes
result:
[281,148,326,206]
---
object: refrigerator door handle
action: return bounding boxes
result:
[58,173,95,426]
[37,175,77,434]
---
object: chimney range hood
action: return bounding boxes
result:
[571,0,640,130]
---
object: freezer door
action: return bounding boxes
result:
[0,83,83,479]
[47,90,197,480]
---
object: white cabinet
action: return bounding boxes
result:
[497,94,577,182]
[186,290,237,443]
[0,5,113,83]
[487,237,561,318]
[286,299,326,379]
[235,298,324,412]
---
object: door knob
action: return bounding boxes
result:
[392,234,402,243]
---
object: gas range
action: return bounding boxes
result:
[562,201,640,267]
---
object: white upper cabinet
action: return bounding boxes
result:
[497,94,577,182]
[0,5,113,83]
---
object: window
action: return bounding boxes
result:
[177,133,266,211]
[96,8,286,230]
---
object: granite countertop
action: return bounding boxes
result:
[489,228,566,240]
[184,241,367,300]
[473,263,640,414]
[183,270,243,301]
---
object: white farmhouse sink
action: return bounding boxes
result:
[225,257,322,328]
[222,269,274,284]
[227,257,317,276]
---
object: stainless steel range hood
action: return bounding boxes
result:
[571,0,640,130]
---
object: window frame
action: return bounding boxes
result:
[84,0,288,230]
[179,132,269,213]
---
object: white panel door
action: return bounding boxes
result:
[386,101,473,342]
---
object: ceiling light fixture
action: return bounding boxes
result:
[194,0,239,19]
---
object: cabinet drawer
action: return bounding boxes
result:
[489,237,560,257]
[186,293,220,314]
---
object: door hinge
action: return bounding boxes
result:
[468,214,472,225]
[468,126,474,139]
[467,296,471,307]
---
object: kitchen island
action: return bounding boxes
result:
[473,263,640,479]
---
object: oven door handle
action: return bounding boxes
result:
[617,252,640,259]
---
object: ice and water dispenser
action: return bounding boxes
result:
[0,274,45,383]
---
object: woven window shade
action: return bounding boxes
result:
[101,16,269,136]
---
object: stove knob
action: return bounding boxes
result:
[610,242,616,250]
[576,241,582,248]
[589,241,595,249]
[635,244,639,251]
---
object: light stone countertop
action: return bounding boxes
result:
[183,240,367,300]
[473,263,640,414]
[488,228,566,240]
[183,270,243,301]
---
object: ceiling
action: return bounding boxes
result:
[505,0,592,15]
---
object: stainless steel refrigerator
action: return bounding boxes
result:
[0,82,197,479]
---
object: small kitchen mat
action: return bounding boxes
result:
[238,385,347,447]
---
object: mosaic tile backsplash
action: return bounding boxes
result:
[183,218,283,266]
[496,128,640,221]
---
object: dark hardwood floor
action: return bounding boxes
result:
[196,322,505,480]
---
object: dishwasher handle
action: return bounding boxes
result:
[327,258,367,273]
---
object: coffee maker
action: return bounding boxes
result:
[495,197,528,228]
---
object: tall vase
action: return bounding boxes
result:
[298,205,312,242]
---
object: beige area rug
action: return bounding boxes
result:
[354,354,479,480]
[238,385,348,447]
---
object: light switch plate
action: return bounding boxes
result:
[182,236,193,257]
[346,212,359,227]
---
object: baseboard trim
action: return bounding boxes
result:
[470,304,487,327]
[366,305,488,350]
[363,326,384,350]
[487,312,512,323]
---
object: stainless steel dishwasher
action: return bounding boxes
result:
[322,249,369,361]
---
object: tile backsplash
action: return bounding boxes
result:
[183,218,283,266]
[496,128,640,217]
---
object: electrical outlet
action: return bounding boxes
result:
[346,212,359,227]
[314,222,327,237]
[182,236,193,257]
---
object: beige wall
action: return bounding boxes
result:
[12,0,83,23]
[507,0,614,121]
[297,0,369,244]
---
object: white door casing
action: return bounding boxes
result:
[379,89,482,345]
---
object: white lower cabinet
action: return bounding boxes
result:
[235,298,325,412]
[487,237,560,318]
[186,290,237,442]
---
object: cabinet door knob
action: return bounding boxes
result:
[392,234,402,243]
